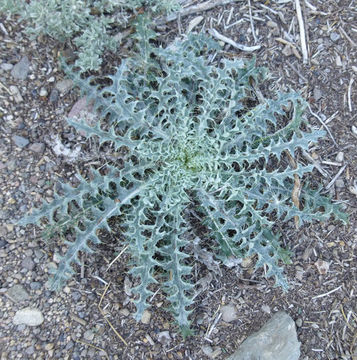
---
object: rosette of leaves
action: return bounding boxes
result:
[19,17,347,333]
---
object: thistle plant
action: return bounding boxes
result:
[19,18,347,333]
[0,0,179,71]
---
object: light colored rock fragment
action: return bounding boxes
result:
[186,16,204,33]
[227,311,300,360]
[6,285,30,302]
[55,79,73,94]
[141,310,151,324]
[221,304,238,323]
[13,308,44,326]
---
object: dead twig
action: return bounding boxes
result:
[348,77,354,112]
[97,282,128,346]
[301,149,328,177]
[295,0,309,63]
[208,28,261,52]
[307,104,338,147]
[325,164,347,190]
[285,150,301,229]
[312,285,342,300]
[0,81,11,95]
[158,0,242,24]
[106,245,128,272]
[339,27,357,48]
[248,0,257,44]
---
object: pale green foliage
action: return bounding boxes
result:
[19,17,347,333]
[0,0,179,71]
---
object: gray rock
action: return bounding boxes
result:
[313,87,322,102]
[29,142,45,154]
[83,330,95,341]
[227,312,301,360]
[6,284,30,302]
[157,331,171,344]
[13,308,44,326]
[335,179,344,188]
[11,56,30,80]
[55,79,73,94]
[30,282,41,290]
[12,135,29,148]
[49,88,59,103]
[21,256,35,271]
[1,63,13,71]
[330,32,340,42]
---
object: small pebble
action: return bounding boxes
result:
[11,56,30,80]
[1,63,13,71]
[6,284,30,302]
[22,256,35,270]
[335,179,344,188]
[13,308,44,326]
[336,152,344,162]
[29,142,45,153]
[83,330,95,341]
[330,32,340,42]
[12,135,29,148]
[282,45,293,57]
[296,318,303,327]
[141,310,151,324]
[157,331,171,344]
[30,282,41,291]
[39,88,48,97]
[55,79,73,94]
[267,20,278,28]
[49,88,59,103]
[45,343,54,351]
[221,304,238,323]
[119,308,130,317]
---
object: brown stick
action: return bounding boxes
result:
[285,150,301,229]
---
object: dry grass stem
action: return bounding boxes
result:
[295,0,308,63]
[106,245,128,272]
[325,164,347,190]
[339,27,357,47]
[248,0,257,44]
[312,285,342,300]
[307,104,338,147]
[348,77,354,112]
[97,282,128,346]
[208,28,261,51]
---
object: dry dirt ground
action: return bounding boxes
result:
[0,1,356,359]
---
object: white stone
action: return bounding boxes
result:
[336,152,344,162]
[141,310,151,324]
[221,304,238,323]
[13,308,44,326]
